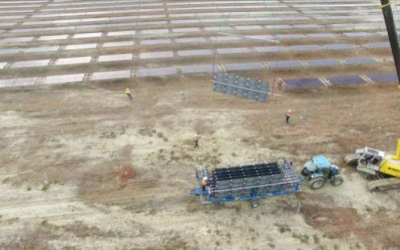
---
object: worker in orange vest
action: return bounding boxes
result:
[202,176,208,191]
[193,132,201,148]
[285,110,292,124]
[277,78,284,90]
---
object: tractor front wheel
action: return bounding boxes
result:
[310,178,325,190]
[331,176,344,186]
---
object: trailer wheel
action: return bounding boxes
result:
[310,178,325,190]
[250,200,259,209]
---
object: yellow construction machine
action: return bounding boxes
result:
[345,139,400,191]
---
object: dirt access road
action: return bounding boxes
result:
[1,76,400,250]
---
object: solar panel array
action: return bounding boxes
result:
[0,0,397,88]
[213,72,269,103]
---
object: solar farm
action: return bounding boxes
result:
[1,0,400,249]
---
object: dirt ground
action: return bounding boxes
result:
[1,76,400,250]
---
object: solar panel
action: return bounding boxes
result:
[255,46,287,52]
[344,32,372,37]
[44,74,85,84]
[99,54,132,62]
[325,44,353,50]
[217,48,251,54]
[138,67,177,77]
[92,70,131,80]
[278,34,304,39]
[65,44,97,50]
[107,30,136,36]
[283,78,324,88]
[204,26,232,31]
[141,39,171,45]
[306,59,339,66]
[38,35,68,41]
[210,36,242,42]
[74,33,102,39]
[235,25,263,30]
[141,29,169,34]
[212,72,269,103]
[177,50,212,57]
[290,45,321,51]
[2,37,33,42]
[308,33,337,38]
[327,75,367,85]
[56,57,92,65]
[12,60,50,68]
[265,25,292,29]
[0,77,38,88]
[103,41,134,47]
[225,62,264,71]
[368,73,397,83]
[268,61,303,68]
[181,64,215,74]
[293,24,321,29]
[368,42,390,48]
[175,37,207,43]
[343,58,376,64]
[172,27,200,33]
[140,51,173,59]
[24,46,59,53]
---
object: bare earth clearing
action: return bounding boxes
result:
[1,76,400,250]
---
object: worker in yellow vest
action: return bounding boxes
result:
[125,88,132,100]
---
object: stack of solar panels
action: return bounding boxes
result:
[210,163,284,200]
[212,72,269,103]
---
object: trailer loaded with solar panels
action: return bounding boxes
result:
[189,159,303,208]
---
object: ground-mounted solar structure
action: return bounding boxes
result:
[0,0,398,88]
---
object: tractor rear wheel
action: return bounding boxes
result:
[331,176,344,186]
[310,178,325,190]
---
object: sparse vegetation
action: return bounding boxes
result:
[292,233,310,244]
[276,224,291,234]
[313,234,320,244]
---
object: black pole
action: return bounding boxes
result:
[381,0,400,85]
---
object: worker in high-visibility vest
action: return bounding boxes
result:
[125,88,132,100]
[277,78,284,90]
[193,132,201,148]
[285,110,292,124]
[201,176,208,191]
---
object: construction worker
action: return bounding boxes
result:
[125,88,132,100]
[277,78,284,90]
[285,110,292,124]
[193,132,201,148]
[202,176,208,192]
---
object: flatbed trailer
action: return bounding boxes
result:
[189,159,302,208]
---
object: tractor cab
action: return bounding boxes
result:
[302,155,343,190]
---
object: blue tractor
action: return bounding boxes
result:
[301,155,344,190]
